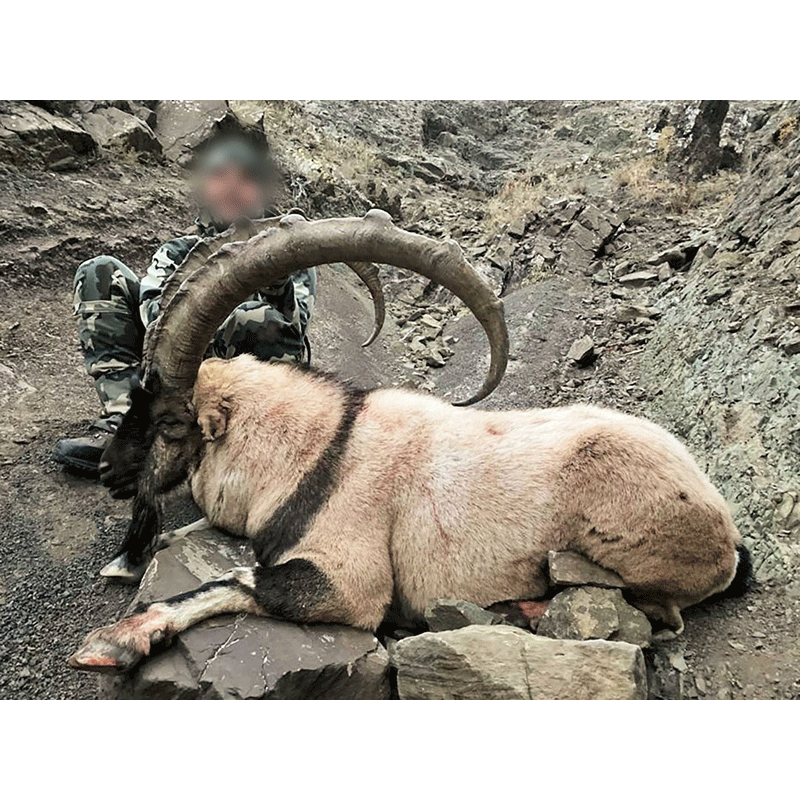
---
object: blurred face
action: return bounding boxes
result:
[197,165,265,227]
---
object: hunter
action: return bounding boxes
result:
[54,135,316,473]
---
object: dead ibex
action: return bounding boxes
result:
[69,210,750,673]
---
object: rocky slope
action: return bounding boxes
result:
[0,99,798,699]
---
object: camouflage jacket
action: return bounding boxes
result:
[139,217,316,359]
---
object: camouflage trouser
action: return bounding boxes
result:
[73,256,308,430]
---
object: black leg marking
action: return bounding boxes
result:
[253,386,369,566]
[254,559,335,623]
[130,576,256,616]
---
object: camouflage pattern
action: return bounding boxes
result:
[74,230,316,430]
[73,256,145,431]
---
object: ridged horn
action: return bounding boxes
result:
[153,215,385,351]
[144,209,508,407]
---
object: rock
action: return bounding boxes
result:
[614,598,653,649]
[538,586,619,640]
[488,234,515,270]
[657,263,674,281]
[683,100,730,178]
[391,626,647,699]
[566,335,596,365]
[419,313,443,332]
[645,643,686,699]
[421,110,458,143]
[619,270,658,287]
[19,202,49,217]
[784,227,800,245]
[425,350,446,368]
[548,550,627,588]
[435,131,459,148]
[228,100,266,128]
[617,304,660,323]
[0,100,95,168]
[128,101,158,129]
[703,283,731,304]
[533,239,557,262]
[537,586,652,648]
[507,217,527,238]
[154,100,250,163]
[647,247,684,268]
[424,598,505,631]
[98,528,390,699]
[82,107,161,155]
[592,268,611,285]
[781,333,800,356]
[413,160,446,184]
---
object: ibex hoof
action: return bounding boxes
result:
[68,637,142,674]
[69,609,170,673]
[99,553,147,584]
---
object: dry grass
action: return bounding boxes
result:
[259,101,381,184]
[486,172,547,226]
[486,164,590,229]
[655,125,676,162]
[613,153,738,214]
[776,116,798,145]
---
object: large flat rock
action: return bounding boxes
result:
[391,625,647,700]
[98,529,390,699]
[154,100,243,163]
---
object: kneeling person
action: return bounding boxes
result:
[55,137,316,473]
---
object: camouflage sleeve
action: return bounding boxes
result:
[261,267,317,343]
[138,236,199,328]
[209,268,317,360]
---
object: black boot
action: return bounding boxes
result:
[54,420,118,475]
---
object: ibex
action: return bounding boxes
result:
[69,210,750,673]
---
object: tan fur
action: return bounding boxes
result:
[190,355,742,633]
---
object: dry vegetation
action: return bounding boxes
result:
[486,164,590,229]
[259,101,382,185]
[612,126,739,215]
[776,115,798,145]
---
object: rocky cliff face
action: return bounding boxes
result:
[635,106,800,583]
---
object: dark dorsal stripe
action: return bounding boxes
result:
[253,386,369,567]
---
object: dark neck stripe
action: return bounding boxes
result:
[253,387,369,566]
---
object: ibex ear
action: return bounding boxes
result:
[197,400,231,442]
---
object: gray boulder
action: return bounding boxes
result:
[391,625,647,699]
[537,586,652,648]
[424,598,505,631]
[566,335,596,365]
[98,528,390,699]
[153,100,249,163]
[548,550,627,589]
[82,107,161,155]
[0,101,95,168]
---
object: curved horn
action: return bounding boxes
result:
[344,262,384,347]
[145,210,508,406]
[156,217,386,348]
